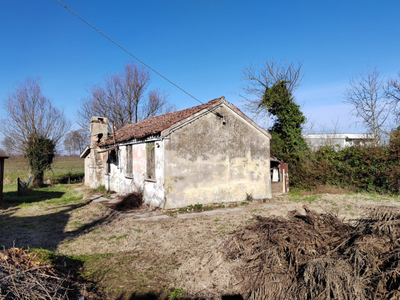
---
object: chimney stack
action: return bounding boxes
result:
[90,116,108,146]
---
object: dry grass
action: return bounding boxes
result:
[1,184,400,299]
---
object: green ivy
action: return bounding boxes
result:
[25,135,55,187]
[261,81,309,186]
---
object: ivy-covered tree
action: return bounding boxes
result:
[260,81,309,185]
[26,135,56,187]
[261,81,308,160]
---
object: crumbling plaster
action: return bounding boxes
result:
[104,138,165,207]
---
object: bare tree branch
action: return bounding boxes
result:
[386,71,400,120]
[240,59,304,126]
[344,66,394,145]
[0,77,70,154]
[77,62,176,132]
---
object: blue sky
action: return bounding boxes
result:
[1,0,399,135]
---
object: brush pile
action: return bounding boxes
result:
[111,191,143,211]
[0,248,98,299]
[177,206,400,299]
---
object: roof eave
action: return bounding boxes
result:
[80,145,90,158]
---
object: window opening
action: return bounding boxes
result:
[106,150,117,174]
[146,142,155,180]
[126,145,133,176]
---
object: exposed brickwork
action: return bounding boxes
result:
[101,97,223,146]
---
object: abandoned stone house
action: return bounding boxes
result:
[80,97,274,209]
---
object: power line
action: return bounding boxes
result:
[56,0,206,106]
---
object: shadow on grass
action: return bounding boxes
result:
[2,189,65,207]
[33,249,103,299]
[0,186,112,252]
[0,200,111,251]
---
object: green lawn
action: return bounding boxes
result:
[3,155,84,184]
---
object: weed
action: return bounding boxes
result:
[116,234,128,240]
[290,194,321,204]
[213,218,220,222]
[187,203,203,212]
[246,193,254,202]
[304,195,321,203]
[70,221,83,229]
[169,288,185,300]
[91,185,106,193]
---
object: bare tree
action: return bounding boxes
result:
[63,130,88,155]
[1,77,70,186]
[1,137,15,155]
[386,71,400,119]
[240,59,304,125]
[344,67,393,145]
[1,77,70,154]
[77,62,176,131]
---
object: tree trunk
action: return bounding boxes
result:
[32,172,44,188]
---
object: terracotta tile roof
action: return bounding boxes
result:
[101,97,223,146]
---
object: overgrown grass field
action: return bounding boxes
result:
[3,155,84,184]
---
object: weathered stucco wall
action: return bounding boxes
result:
[85,148,107,189]
[104,140,165,207]
[164,104,271,209]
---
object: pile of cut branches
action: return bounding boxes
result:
[177,206,400,299]
[224,206,400,300]
[0,248,99,299]
[111,191,143,211]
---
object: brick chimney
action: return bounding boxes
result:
[90,116,108,146]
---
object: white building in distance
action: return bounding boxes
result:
[303,134,375,151]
